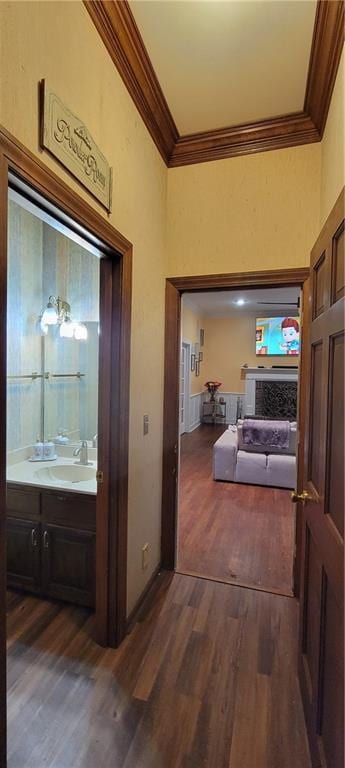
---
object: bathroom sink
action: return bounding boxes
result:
[34,464,96,484]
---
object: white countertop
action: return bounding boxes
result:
[7,455,97,496]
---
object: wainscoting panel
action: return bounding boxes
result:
[188,393,202,432]
[187,392,245,432]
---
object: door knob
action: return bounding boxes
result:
[291,490,314,503]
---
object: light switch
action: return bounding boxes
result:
[143,414,149,435]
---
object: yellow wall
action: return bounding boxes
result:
[320,45,345,226]
[167,143,321,276]
[201,315,299,393]
[0,0,167,615]
[181,303,205,394]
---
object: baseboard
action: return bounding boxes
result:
[187,420,201,433]
[126,563,162,633]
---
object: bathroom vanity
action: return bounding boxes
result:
[6,449,97,607]
[6,483,96,607]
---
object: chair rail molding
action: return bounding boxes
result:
[84,0,344,166]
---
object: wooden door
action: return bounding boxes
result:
[298,189,344,768]
[6,519,41,592]
[41,524,95,607]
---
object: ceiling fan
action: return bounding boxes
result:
[258,297,300,309]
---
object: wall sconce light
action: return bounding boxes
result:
[41,295,71,328]
[40,295,88,340]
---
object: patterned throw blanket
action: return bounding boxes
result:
[242,419,290,450]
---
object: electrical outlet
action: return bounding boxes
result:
[142,543,149,570]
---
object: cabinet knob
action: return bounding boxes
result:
[31,528,38,548]
[43,530,49,548]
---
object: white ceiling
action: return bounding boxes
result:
[130,0,317,135]
[182,286,301,316]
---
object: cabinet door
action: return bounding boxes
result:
[41,524,95,607]
[6,519,40,592]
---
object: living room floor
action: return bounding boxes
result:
[177,425,295,596]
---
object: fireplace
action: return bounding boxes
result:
[242,367,299,419]
[255,380,297,419]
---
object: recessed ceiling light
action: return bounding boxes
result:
[236,298,245,306]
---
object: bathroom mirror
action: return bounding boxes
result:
[42,222,100,446]
[6,189,100,466]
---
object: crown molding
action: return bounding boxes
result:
[168,113,320,168]
[84,0,344,167]
[84,0,178,163]
[304,0,344,137]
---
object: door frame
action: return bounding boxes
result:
[0,126,132,761]
[161,268,310,596]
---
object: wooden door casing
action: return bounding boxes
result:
[0,126,132,654]
[299,188,344,768]
[162,268,310,573]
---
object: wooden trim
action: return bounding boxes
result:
[0,148,8,768]
[168,267,310,293]
[161,280,180,569]
[0,126,132,657]
[177,570,294,599]
[84,1,343,167]
[304,0,345,137]
[161,268,310,583]
[83,0,178,164]
[168,113,319,168]
[107,249,132,646]
[126,563,162,633]
[294,278,311,599]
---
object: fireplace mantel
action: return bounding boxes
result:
[242,367,298,416]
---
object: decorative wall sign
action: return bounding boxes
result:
[40,81,112,212]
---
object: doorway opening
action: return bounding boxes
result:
[177,286,301,596]
[0,128,132,674]
[161,268,310,600]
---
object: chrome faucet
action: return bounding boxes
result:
[73,440,91,465]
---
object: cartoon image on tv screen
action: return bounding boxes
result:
[256,316,300,356]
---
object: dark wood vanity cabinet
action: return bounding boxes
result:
[6,484,96,607]
[6,518,41,592]
[41,524,95,606]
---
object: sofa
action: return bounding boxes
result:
[213,419,297,489]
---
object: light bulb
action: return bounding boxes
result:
[40,318,48,335]
[74,323,88,341]
[59,320,75,338]
[41,304,58,325]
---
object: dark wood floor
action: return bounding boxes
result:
[6,577,310,768]
[178,426,295,595]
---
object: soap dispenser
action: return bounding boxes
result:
[30,436,44,461]
[43,438,56,461]
[58,430,69,445]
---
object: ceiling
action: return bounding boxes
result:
[183,286,300,316]
[85,1,344,165]
[130,0,317,135]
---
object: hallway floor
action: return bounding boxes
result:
[178,426,295,595]
[6,576,310,768]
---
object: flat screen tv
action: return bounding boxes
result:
[256,316,300,356]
